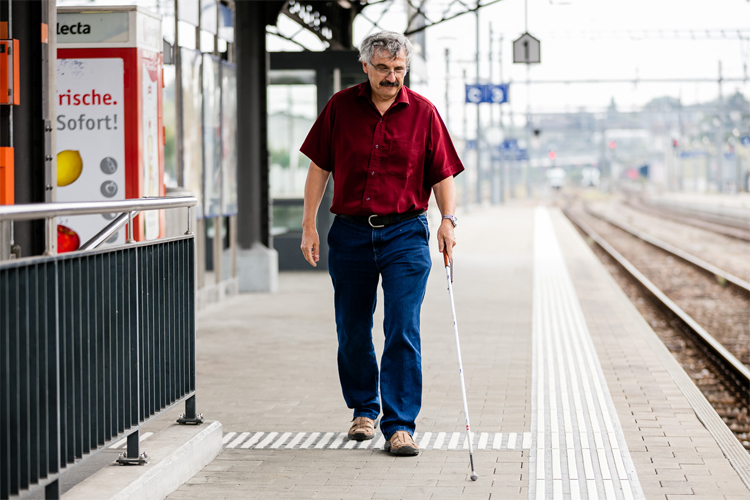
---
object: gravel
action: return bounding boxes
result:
[569,208,750,452]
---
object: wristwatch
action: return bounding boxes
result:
[442,215,458,228]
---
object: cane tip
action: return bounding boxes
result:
[470,474,478,481]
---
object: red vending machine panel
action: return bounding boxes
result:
[56,6,164,249]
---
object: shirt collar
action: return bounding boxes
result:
[358,81,410,107]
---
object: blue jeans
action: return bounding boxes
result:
[327,215,432,439]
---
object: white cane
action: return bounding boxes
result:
[443,252,478,481]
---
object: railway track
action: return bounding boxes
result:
[563,206,750,451]
[623,195,750,242]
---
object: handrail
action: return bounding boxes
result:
[0,196,197,255]
[0,195,196,221]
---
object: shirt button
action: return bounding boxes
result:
[371,171,375,175]
[366,197,370,201]
[375,145,379,148]
[379,119,382,123]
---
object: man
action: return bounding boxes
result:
[299,31,463,456]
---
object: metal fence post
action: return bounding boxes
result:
[116,430,148,466]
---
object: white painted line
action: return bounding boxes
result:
[356,438,373,449]
[314,432,334,449]
[568,449,578,480]
[523,432,532,449]
[506,432,516,450]
[373,434,386,450]
[580,432,589,449]
[222,432,237,445]
[240,432,263,449]
[622,480,635,500]
[255,432,279,449]
[614,451,628,479]
[447,432,460,450]
[551,432,559,450]
[597,449,611,480]
[478,432,488,450]
[270,432,292,449]
[433,432,446,450]
[570,479,582,500]
[587,479,598,500]
[603,479,616,500]
[299,432,319,449]
[536,479,545,500]
[284,432,305,449]
[553,479,563,498]
[553,449,562,479]
[583,449,595,479]
[343,438,358,449]
[227,432,250,449]
[418,432,432,449]
[537,450,545,479]
[328,433,346,449]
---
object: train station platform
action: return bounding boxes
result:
[126,205,748,500]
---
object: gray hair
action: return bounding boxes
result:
[358,31,413,70]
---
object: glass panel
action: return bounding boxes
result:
[178,0,200,26]
[177,20,197,49]
[268,83,317,201]
[181,47,203,217]
[220,62,238,215]
[200,0,218,35]
[163,65,177,187]
[203,54,222,218]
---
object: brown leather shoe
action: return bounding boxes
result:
[347,416,375,441]
[384,430,419,456]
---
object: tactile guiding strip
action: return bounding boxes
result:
[221,431,532,451]
[529,208,644,500]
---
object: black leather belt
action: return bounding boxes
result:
[337,209,425,228]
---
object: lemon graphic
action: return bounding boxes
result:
[57,150,83,187]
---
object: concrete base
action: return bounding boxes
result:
[237,243,278,292]
[62,421,222,500]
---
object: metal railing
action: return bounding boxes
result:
[0,196,200,499]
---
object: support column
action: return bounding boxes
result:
[0,0,55,258]
[234,1,277,292]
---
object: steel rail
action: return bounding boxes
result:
[563,208,750,399]
[583,205,750,296]
[623,197,750,243]
[0,195,196,221]
[0,196,196,255]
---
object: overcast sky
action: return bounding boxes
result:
[271,0,750,137]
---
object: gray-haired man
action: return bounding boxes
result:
[300,31,463,455]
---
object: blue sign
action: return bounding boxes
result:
[679,151,709,159]
[466,140,477,150]
[741,136,750,147]
[498,139,519,151]
[489,84,509,103]
[495,148,527,161]
[465,83,509,104]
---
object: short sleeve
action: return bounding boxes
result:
[425,107,464,187]
[300,97,335,172]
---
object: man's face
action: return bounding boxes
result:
[362,48,407,101]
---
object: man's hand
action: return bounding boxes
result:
[437,219,456,263]
[301,226,320,267]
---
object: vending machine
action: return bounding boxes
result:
[56,6,164,251]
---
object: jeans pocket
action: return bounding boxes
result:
[416,215,430,244]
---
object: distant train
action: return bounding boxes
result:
[547,167,566,190]
[581,167,600,188]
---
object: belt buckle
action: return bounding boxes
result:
[368,214,385,228]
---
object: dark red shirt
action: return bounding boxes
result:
[300,81,464,216]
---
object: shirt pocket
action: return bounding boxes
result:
[385,140,421,179]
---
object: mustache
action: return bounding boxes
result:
[379,80,399,88]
